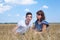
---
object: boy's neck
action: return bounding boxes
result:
[25,20,29,25]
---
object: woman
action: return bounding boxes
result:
[32,10,49,33]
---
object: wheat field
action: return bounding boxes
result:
[0,24,60,40]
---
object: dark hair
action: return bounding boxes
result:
[36,10,45,22]
[26,12,32,17]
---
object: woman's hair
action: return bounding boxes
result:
[36,10,45,22]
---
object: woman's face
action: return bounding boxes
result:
[36,13,42,20]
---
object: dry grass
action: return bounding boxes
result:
[0,24,60,40]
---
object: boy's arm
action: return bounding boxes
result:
[30,24,35,31]
[12,25,18,32]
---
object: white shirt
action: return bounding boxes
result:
[16,20,32,34]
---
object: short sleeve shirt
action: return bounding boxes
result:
[16,20,32,34]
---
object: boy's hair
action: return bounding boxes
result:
[26,12,32,17]
[36,10,45,22]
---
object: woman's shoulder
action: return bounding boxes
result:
[42,20,48,23]
[41,20,49,26]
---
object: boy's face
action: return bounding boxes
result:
[26,15,32,22]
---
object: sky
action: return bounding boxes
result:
[0,0,60,23]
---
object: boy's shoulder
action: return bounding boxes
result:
[17,20,25,27]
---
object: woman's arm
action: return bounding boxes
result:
[42,24,47,33]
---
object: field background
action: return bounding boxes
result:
[0,23,60,40]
